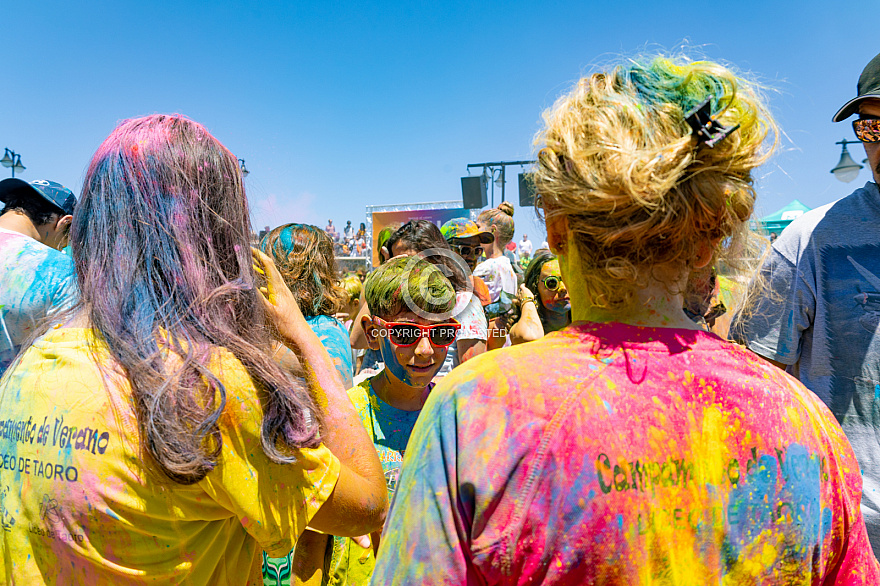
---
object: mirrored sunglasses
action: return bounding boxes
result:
[853,118,880,143]
[542,275,565,292]
[452,244,483,257]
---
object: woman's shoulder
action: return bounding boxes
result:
[474,256,497,271]
[305,313,342,328]
[306,315,349,339]
[346,375,373,407]
[453,293,488,335]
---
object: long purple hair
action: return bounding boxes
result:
[71,114,319,484]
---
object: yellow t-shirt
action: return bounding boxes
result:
[0,327,340,585]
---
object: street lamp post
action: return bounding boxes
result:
[830,139,863,183]
[238,159,249,178]
[0,148,25,178]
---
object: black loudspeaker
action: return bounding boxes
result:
[461,175,487,209]
[519,172,536,207]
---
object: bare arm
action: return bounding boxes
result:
[486,318,507,351]
[457,338,486,363]
[509,286,545,345]
[273,342,302,372]
[253,249,386,537]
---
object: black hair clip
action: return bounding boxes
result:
[684,96,739,148]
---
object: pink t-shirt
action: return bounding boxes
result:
[373,322,879,584]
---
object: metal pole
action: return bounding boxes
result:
[500,165,506,203]
[466,160,535,169]
[490,167,495,207]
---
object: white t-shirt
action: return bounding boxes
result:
[519,239,533,257]
[435,292,487,378]
[473,256,517,302]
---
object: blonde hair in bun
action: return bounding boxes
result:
[478,201,516,246]
[534,55,777,312]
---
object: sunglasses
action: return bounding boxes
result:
[541,275,565,292]
[452,244,483,257]
[375,318,461,347]
[853,118,880,143]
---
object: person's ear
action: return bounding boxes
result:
[545,214,568,254]
[694,238,721,269]
[45,214,73,250]
[55,214,73,232]
[362,315,381,350]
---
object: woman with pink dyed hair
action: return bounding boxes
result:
[0,114,386,584]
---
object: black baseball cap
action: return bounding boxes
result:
[833,52,880,122]
[0,178,76,216]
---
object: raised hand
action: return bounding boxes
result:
[252,247,305,337]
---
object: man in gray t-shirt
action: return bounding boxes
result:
[731,51,880,557]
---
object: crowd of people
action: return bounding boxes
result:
[324,219,370,258]
[1,51,880,585]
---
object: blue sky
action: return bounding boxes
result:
[2,1,877,243]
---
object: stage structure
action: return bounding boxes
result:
[366,201,478,268]
[462,160,536,208]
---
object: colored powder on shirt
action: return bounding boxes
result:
[473,256,517,303]
[306,314,354,388]
[0,228,78,375]
[0,327,340,584]
[326,374,423,585]
[372,321,879,584]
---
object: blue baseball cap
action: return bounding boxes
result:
[0,178,77,216]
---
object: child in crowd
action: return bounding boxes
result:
[259,223,358,582]
[260,223,354,389]
[474,201,518,303]
[339,274,364,328]
[352,220,477,378]
[327,255,459,585]
[385,219,488,376]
